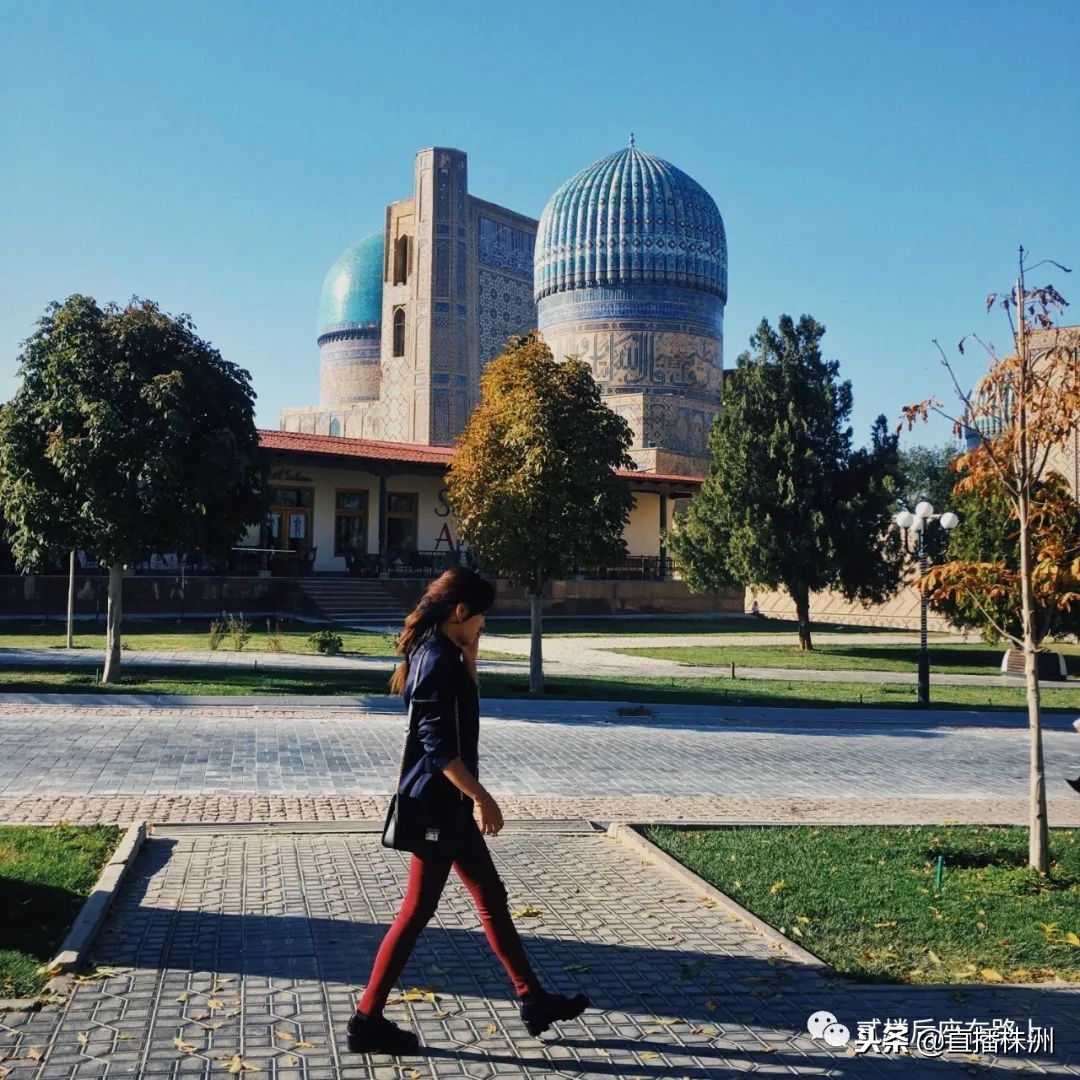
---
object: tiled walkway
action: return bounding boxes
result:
[3,701,1079,813]
[3,824,1077,1077]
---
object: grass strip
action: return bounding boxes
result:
[642,823,1080,985]
[0,823,123,997]
[609,642,1080,677]
[2,665,1080,711]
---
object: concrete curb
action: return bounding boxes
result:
[48,819,147,971]
[606,819,831,971]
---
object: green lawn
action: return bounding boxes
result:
[3,664,1080,710]
[0,617,397,656]
[609,641,1080,677]
[642,824,1080,985]
[0,823,123,998]
[484,615,945,638]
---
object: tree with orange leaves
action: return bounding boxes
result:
[900,248,1078,873]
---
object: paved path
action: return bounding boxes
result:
[2,698,1079,826]
[2,640,1066,689]
[2,823,1076,1076]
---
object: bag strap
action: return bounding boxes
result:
[392,652,424,789]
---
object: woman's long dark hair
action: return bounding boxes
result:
[388,567,495,695]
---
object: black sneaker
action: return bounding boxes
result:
[519,990,590,1037]
[346,1009,420,1054]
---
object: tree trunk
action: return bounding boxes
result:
[1013,275,1049,876]
[792,586,813,651]
[1018,468,1049,875]
[528,588,544,695]
[102,564,123,684]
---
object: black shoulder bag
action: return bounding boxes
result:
[380,653,473,857]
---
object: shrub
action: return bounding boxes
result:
[308,629,343,655]
[266,617,284,653]
[227,612,251,651]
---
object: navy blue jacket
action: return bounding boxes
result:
[398,627,480,813]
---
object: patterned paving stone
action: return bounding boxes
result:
[2,827,1077,1078]
[2,704,1079,809]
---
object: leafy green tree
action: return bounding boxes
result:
[446,334,635,693]
[665,314,905,649]
[0,295,266,681]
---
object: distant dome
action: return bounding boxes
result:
[534,144,727,303]
[317,231,384,337]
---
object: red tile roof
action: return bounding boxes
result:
[258,429,701,485]
[259,429,453,466]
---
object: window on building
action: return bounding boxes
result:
[393,235,409,285]
[334,489,368,556]
[386,491,418,555]
[392,308,406,357]
[268,487,313,553]
[328,418,341,437]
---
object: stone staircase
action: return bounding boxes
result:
[293,576,407,628]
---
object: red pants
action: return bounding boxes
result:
[358,816,543,1016]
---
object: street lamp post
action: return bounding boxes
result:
[894,501,960,708]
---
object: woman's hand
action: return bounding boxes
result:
[477,795,503,835]
[461,627,481,686]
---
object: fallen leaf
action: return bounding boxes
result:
[76,1032,89,1048]
[927,950,942,965]
[563,963,590,973]
[274,1031,295,1043]
[225,1054,258,1074]
[980,969,1005,983]
[26,1048,42,1062]
[874,921,898,928]
[704,1000,716,1013]
[769,880,788,895]
[293,1041,314,1049]
[485,1024,498,1035]
[176,991,191,1003]
[172,1036,200,1054]
[512,903,544,918]
[1065,932,1080,947]
[206,998,225,1010]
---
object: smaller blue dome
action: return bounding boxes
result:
[317,231,384,336]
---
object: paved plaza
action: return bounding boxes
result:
[2,824,1078,1077]
[2,695,1079,1076]
[2,698,1079,812]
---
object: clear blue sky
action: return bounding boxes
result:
[2,0,1077,457]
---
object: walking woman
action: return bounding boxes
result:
[346,567,590,1055]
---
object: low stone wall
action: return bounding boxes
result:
[0,575,291,620]
[384,577,743,616]
[747,578,955,633]
[1,574,743,620]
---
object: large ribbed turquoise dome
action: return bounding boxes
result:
[317,230,384,336]
[534,144,727,303]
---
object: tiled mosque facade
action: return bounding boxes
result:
[280,147,539,445]
[280,142,729,477]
